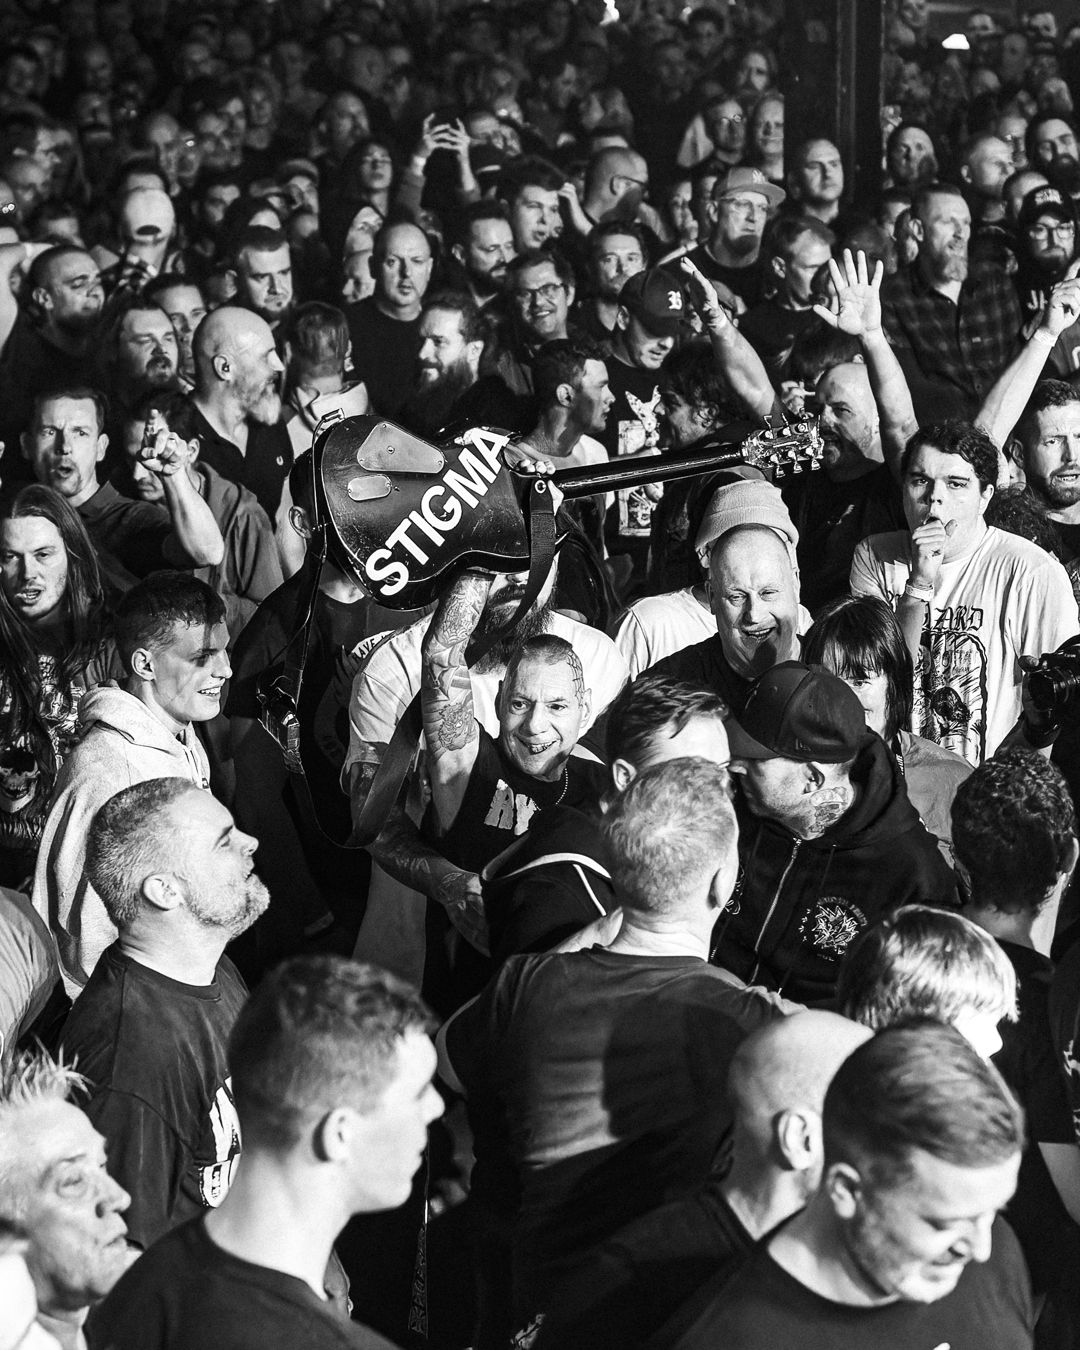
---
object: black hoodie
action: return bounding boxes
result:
[713,733,956,1005]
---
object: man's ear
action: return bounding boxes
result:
[615,304,630,332]
[129,645,155,681]
[289,504,312,539]
[451,242,466,266]
[555,379,575,409]
[611,757,636,794]
[141,871,183,913]
[824,1160,862,1218]
[32,285,51,313]
[771,254,787,281]
[959,163,973,185]
[565,280,576,307]
[465,337,484,369]
[909,215,925,244]
[186,437,201,466]
[776,1108,819,1172]
[314,1107,352,1164]
[95,432,108,464]
[212,352,231,381]
[20,429,30,462]
[805,762,826,792]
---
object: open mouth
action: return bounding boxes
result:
[518,737,556,756]
[742,625,775,645]
[199,685,222,700]
[14,589,41,604]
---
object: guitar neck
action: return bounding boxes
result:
[550,445,749,499]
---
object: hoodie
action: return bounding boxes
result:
[32,687,210,997]
[481,806,616,964]
[713,734,956,1005]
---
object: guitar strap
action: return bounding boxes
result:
[261,477,558,851]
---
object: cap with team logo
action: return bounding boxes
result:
[712,165,787,209]
[618,267,688,337]
[1017,183,1077,234]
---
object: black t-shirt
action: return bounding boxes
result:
[183,400,293,521]
[685,244,768,310]
[646,634,755,714]
[738,301,820,382]
[601,355,665,571]
[60,945,248,1250]
[428,728,608,875]
[995,941,1080,1311]
[535,1184,753,1350]
[781,465,906,614]
[77,481,173,592]
[664,1216,1033,1350]
[345,297,423,420]
[87,1215,399,1350]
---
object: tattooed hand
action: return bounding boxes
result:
[436,868,490,955]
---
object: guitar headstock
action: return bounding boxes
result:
[741,419,824,478]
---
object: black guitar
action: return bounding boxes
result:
[314,414,823,610]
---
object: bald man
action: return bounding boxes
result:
[185,305,292,517]
[345,219,434,418]
[535,1011,870,1350]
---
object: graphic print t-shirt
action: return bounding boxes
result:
[850,525,1078,765]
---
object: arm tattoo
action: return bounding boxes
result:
[422,575,488,766]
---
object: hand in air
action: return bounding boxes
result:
[813,249,884,338]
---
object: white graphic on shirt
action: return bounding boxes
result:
[198,1077,242,1208]
[617,388,662,538]
[800,897,867,957]
[484,782,540,836]
[913,614,988,764]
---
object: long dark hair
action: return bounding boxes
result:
[0,485,107,740]
[803,594,913,744]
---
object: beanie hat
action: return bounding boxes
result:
[694,478,800,573]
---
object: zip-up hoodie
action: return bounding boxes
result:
[32,686,210,997]
[481,806,615,964]
[714,733,956,1006]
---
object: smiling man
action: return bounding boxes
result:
[420,570,604,889]
[33,573,229,993]
[60,778,265,1251]
[852,421,1078,764]
[665,1023,1030,1350]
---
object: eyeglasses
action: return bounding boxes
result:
[514,281,564,305]
[1027,221,1076,241]
[715,114,744,126]
[360,154,392,167]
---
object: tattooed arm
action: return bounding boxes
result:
[421,570,493,835]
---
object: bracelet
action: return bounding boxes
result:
[903,581,935,602]
[1031,327,1057,350]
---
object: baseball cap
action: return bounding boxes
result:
[618,267,687,337]
[713,165,786,209]
[1017,183,1077,233]
[726,661,868,763]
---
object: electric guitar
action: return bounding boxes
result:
[314,414,823,610]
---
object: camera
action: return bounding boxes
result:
[257,681,303,773]
[1026,636,1080,713]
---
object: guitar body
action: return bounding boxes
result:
[317,417,530,610]
[314,414,823,610]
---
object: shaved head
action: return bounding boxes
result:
[193,306,283,421]
[729,1010,872,1145]
[194,306,274,367]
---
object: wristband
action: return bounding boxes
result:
[1031,327,1057,350]
[903,581,935,602]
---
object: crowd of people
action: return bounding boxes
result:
[5,0,1080,1347]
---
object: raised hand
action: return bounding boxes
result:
[813,248,884,338]
[1042,260,1080,339]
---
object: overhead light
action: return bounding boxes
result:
[942,32,970,50]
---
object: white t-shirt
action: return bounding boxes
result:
[615,588,716,680]
[851,524,1079,764]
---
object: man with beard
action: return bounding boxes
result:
[399,290,486,439]
[145,276,208,388]
[346,546,627,988]
[231,225,294,334]
[570,222,647,341]
[346,220,433,421]
[959,133,1015,267]
[0,246,104,463]
[498,249,577,397]
[1012,185,1080,381]
[100,302,182,447]
[448,202,517,310]
[185,306,292,520]
[60,777,266,1250]
[1027,115,1080,200]
[662,1025,1030,1350]
[686,167,786,313]
[21,387,223,592]
[1013,380,1080,561]
[881,184,1021,421]
[739,216,834,382]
